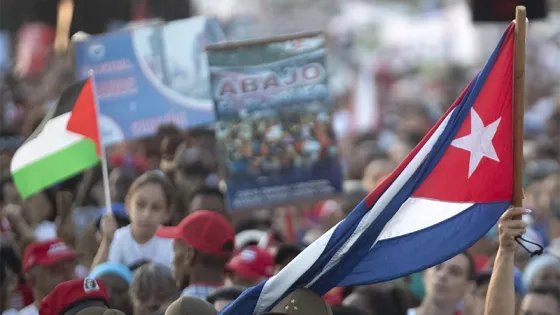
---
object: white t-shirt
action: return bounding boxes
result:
[2,309,17,315]
[17,304,38,315]
[108,225,173,269]
[407,309,416,315]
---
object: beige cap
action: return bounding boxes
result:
[165,296,217,315]
[261,288,332,315]
[76,307,127,315]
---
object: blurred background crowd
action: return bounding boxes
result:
[0,1,559,315]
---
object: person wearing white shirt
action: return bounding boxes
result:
[94,171,175,270]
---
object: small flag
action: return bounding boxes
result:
[221,22,515,315]
[11,79,101,198]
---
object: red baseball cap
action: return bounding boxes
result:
[23,238,77,273]
[156,210,235,257]
[227,246,274,279]
[39,278,110,315]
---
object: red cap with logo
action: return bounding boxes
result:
[23,238,77,273]
[39,278,110,315]
[227,246,274,279]
[156,210,235,257]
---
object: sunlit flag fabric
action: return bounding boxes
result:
[221,22,516,315]
[11,79,101,198]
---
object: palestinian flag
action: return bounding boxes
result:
[11,79,101,198]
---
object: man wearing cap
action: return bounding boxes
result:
[156,210,235,300]
[226,246,274,287]
[17,239,78,315]
[39,278,110,315]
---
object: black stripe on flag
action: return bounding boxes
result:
[26,80,89,142]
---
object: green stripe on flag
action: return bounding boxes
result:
[12,139,100,198]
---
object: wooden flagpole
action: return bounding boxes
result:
[513,6,527,213]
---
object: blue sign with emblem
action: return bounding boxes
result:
[73,17,225,145]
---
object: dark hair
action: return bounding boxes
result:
[112,165,139,203]
[340,189,368,215]
[126,170,175,208]
[475,270,492,288]
[130,263,178,302]
[206,286,246,304]
[527,285,560,303]
[349,285,408,315]
[275,244,303,266]
[128,259,151,272]
[331,306,369,315]
[191,186,224,202]
[0,177,14,205]
[459,251,477,281]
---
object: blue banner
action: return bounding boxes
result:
[74,17,225,145]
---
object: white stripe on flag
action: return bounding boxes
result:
[11,113,81,171]
[253,109,456,314]
[378,198,473,240]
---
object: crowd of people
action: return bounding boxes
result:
[218,108,337,179]
[0,1,560,315]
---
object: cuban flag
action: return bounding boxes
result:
[221,23,515,315]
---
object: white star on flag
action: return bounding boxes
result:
[451,108,501,178]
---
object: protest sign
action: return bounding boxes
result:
[73,16,224,145]
[207,32,343,210]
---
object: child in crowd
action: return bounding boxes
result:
[92,171,174,269]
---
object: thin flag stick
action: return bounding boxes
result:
[88,71,113,214]
[513,6,527,214]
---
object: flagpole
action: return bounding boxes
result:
[513,6,526,214]
[88,70,113,214]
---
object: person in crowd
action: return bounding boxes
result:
[226,245,274,287]
[522,254,560,291]
[273,243,302,275]
[93,171,174,269]
[206,286,245,312]
[156,210,235,300]
[331,306,369,315]
[519,285,560,315]
[88,263,133,315]
[189,186,225,215]
[343,284,408,315]
[361,159,394,191]
[0,257,17,315]
[164,296,217,315]
[129,263,178,315]
[39,278,110,315]
[408,251,476,315]
[261,288,333,315]
[0,177,20,207]
[8,239,78,315]
[463,269,524,315]
[484,207,531,315]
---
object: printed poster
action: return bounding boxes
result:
[207,33,343,210]
[73,16,225,145]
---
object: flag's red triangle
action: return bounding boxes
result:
[413,24,515,203]
[66,79,102,155]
